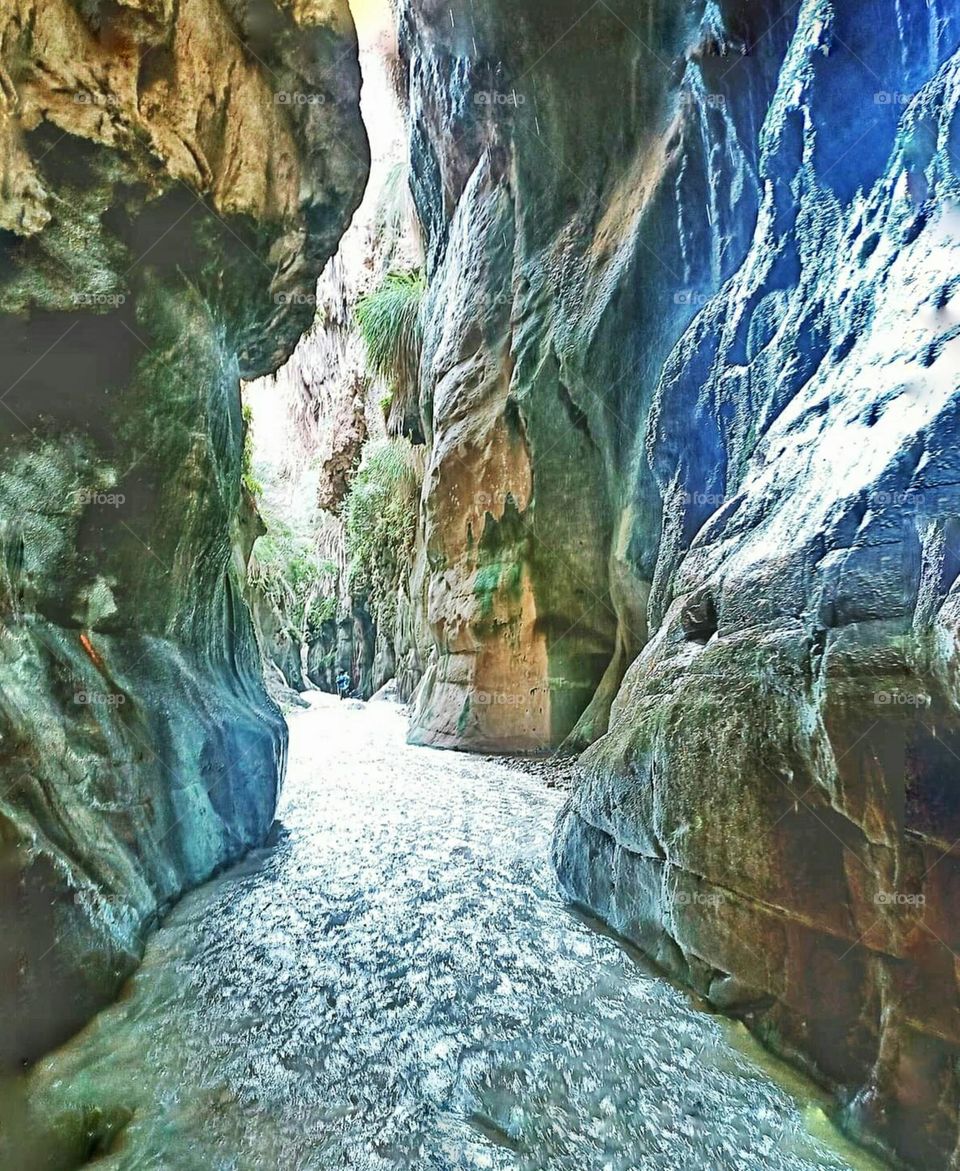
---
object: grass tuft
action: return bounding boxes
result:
[355,270,425,437]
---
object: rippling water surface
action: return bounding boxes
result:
[16,697,883,1171]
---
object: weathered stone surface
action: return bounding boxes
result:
[0,0,366,1064]
[399,0,779,752]
[317,380,368,513]
[402,0,960,1162]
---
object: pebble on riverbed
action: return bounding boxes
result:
[488,753,584,791]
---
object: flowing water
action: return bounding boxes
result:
[12,696,884,1171]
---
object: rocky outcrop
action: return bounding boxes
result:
[0,0,366,1064]
[556,7,960,1164]
[401,0,960,1163]
[246,581,308,699]
[317,378,368,512]
[399,0,754,752]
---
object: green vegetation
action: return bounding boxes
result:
[473,502,528,620]
[473,559,524,620]
[242,396,334,650]
[344,439,420,633]
[474,563,503,619]
[241,402,263,498]
[355,270,425,427]
[249,525,336,641]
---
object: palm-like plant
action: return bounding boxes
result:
[355,269,426,438]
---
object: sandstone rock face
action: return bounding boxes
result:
[403,0,960,1162]
[400,0,771,753]
[0,0,366,1064]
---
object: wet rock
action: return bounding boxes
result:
[402,0,960,1162]
[398,0,773,751]
[0,0,367,1064]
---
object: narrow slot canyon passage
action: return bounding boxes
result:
[5,0,960,1167]
[12,698,881,1171]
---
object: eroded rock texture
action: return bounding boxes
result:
[0,0,366,1064]
[403,0,960,1163]
[400,0,773,752]
[245,15,425,709]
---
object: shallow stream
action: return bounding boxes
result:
[12,697,884,1171]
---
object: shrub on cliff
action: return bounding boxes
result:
[249,528,336,643]
[355,270,425,437]
[374,162,418,246]
[344,439,420,634]
[241,403,263,498]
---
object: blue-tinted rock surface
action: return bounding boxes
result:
[0,0,367,1064]
[400,0,960,1162]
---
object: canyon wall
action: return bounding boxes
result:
[244,12,426,708]
[0,0,366,1064]
[401,0,960,1163]
[400,0,780,753]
